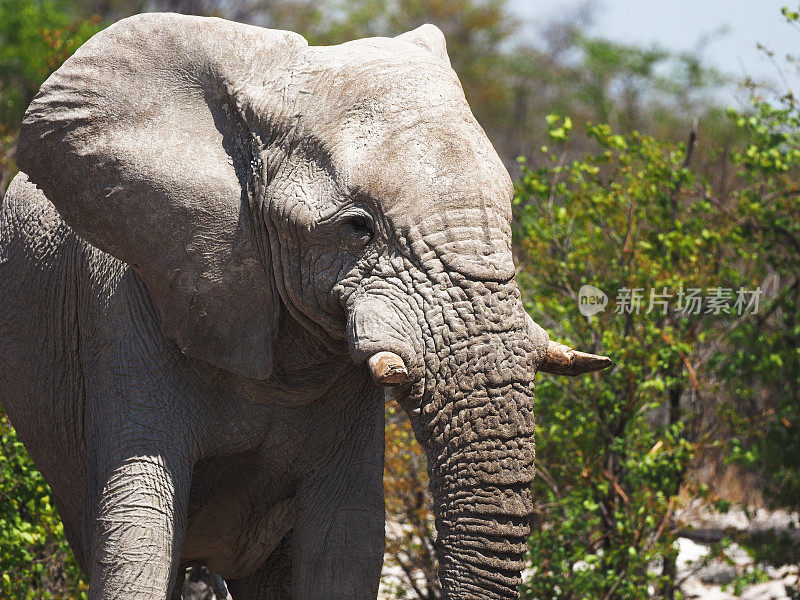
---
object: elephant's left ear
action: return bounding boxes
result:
[396,24,450,66]
[16,14,308,381]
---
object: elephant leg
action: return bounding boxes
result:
[291,390,386,600]
[83,396,194,600]
[79,276,205,599]
[228,531,293,600]
[83,433,194,600]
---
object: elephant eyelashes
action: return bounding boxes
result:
[341,214,375,251]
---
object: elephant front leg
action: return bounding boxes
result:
[83,442,194,600]
[291,391,386,600]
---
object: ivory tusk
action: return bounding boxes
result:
[367,351,409,386]
[538,341,613,376]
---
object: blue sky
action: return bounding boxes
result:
[509,0,799,98]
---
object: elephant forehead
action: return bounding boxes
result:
[334,109,513,233]
[302,63,512,218]
[300,42,468,146]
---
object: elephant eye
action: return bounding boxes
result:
[341,214,375,250]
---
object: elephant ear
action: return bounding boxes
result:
[396,24,450,66]
[17,13,308,380]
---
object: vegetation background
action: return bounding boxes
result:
[1,1,798,598]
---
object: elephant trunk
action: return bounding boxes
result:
[433,482,533,599]
[407,276,541,599]
[422,339,537,600]
[348,276,543,599]
[427,383,536,600]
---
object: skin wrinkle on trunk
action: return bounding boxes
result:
[409,260,540,600]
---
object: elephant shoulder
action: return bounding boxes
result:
[0,172,127,311]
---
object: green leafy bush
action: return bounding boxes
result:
[513,111,776,598]
[0,416,88,598]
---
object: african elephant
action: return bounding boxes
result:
[0,13,611,600]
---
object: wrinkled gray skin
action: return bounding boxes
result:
[0,13,553,600]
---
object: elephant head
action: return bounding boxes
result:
[17,14,610,599]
